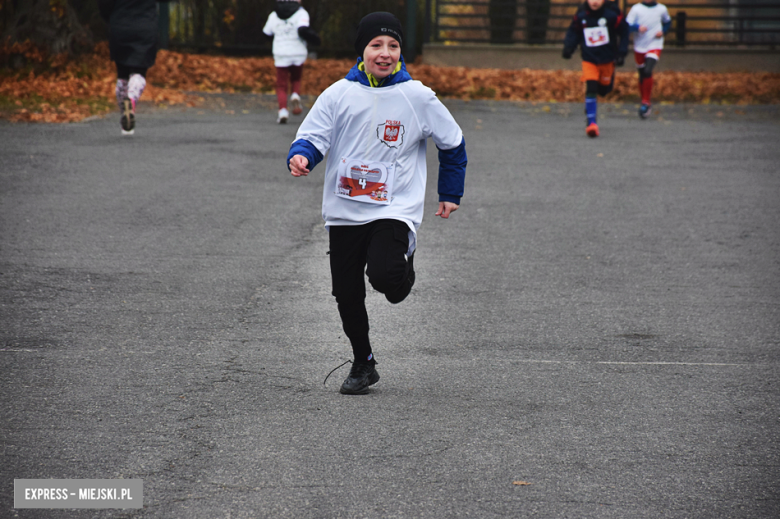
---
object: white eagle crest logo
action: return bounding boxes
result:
[377,120,405,148]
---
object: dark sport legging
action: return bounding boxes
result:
[638,56,657,80]
[586,76,615,98]
[329,219,414,361]
[116,64,147,80]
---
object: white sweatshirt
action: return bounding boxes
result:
[293,76,464,252]
[627,3,672,54]
[263,8,310,67]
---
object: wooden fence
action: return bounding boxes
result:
[428,0,780,46]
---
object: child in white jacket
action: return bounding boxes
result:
[626,1,672,118]
[263,0,319,123]
[287,12,468,395]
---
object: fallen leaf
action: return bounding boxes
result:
[1,40,778,124]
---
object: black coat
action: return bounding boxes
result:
[563,1,629,65]
[100,0,161,68]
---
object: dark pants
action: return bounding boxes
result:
[329,219,414,362]
[586,75,614,98]
[275,65,304,109]
[116,64,147,80]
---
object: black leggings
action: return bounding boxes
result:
[329,219,414,361]
[586,76,615,98]
[639,56,657,80]
[116,64,148,80]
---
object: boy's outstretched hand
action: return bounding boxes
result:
[436,201,459,219]
[289,155,310,177]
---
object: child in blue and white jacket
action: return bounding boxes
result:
[287,12,468,395]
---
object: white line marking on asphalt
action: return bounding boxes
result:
[510,359,755,367]
[596,361,748,367]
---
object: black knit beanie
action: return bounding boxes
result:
[354,12,404,58]
[275,0,300,20]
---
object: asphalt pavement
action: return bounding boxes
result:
[1,94,779,518]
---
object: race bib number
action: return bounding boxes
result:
[335,158,395,205]
[584,26,610,47]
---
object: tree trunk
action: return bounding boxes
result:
[3,0,94,56]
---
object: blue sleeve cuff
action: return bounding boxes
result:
[662,21,671,34]
[437,137,467,204]
[629,23,640,33]
[287,139,324,171]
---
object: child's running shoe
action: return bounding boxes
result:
[639,103,652,119]
[290,93,303,115]
[340,360,380,395]
[586,122,599,138]
[120,98,135,135]
[277,107,289,124]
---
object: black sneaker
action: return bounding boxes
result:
[121,98,135,135]
[340,361,379,395]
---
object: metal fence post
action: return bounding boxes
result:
[676,11,686,47]
[406,0,418,61]
[489,0,518,44]
[158,1,170,50]
[424,0,432,44]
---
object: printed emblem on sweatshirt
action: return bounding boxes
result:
[377,120,405,148]
[336,158,395,205]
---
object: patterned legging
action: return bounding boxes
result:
[114,64,147,110]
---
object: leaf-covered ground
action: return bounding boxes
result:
[1,41,778,123]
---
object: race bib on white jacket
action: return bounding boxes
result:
[584,26,610,47]
[335,158,395,205]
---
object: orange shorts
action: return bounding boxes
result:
[581,62,615,85]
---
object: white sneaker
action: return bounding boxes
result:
[277,108,289,124]
[290,93,303,115]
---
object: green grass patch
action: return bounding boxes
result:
[0,93,45,110]
[0,94,113,117]
[74,96,115,114]
[468,86,497,99]
[216,83,255,93]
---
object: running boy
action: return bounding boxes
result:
[263,0,320,123]
[287,12,467,395]
[563,0,630,138]
[626,1,672,118]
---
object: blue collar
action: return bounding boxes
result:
[345,56,413,87]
